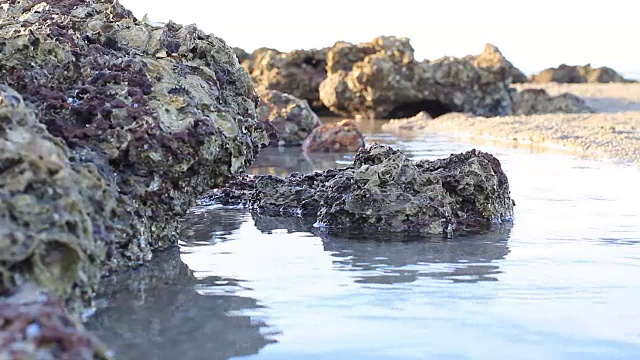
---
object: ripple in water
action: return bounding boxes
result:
[87,128,640,360]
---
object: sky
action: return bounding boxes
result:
[119,0,640,77]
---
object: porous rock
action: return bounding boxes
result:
[208,144,514,235]
[319,39,518,119]
[246,47,329,111]
[257,89,322,146]
[301,119,365,152]
[0,285,111,360]
[0,0,265,311]
[512,88,593,115]
[531,64,631,83]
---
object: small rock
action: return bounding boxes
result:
[512,88,593,115]
[257,89,322,146]
[302,119,365,152]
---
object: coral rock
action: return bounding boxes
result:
[302,119,365,152]
[210,144,514,236]
[512,89,593,115]
[257,89,322,146]
[531,64,632,83]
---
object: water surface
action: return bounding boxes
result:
[87,122,640,359]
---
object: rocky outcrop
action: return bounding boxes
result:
[0,0,265,324]
[206,144,514,236]
[246,47,329,111]
[470,44,528,83]
[301,119,365,152]
[531,64,632,83]
[0,285,111,360]
[257,89,322,146]
[319,39,517,119]
[233,47,251,63]
[512,89,593,115]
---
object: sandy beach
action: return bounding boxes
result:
[415,83,640,164]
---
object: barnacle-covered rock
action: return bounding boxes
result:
[257,89,322,146]
[319,40,517,119]
[0,0,266,278]
[210,144,514,235]
[301,119,365,152]
[0,285,111,360]
[512,88,593,115]
[0,86,116,314]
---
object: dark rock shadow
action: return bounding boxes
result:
[386,99,454,119]
[85,248,277,360]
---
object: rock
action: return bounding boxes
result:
[209,144,514,236]
[257,89,322,146]
[531,64,631,83]
[381,111,433,132]
[233,47,250,63]
[0,0,265,313]
[247,47,329,111]
[512,89,593,115]
[301,119,365,152]
[0,285,111,360]
[319,39,516,119]
[471,44,528,83]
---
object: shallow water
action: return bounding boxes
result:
[87,122,640,359]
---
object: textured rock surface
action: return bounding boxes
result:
[301,119,365,152]
[257,89,322,146]
[512,89,593,115]
[531,64,631,83]
[0,0,265,318]
[0,86,116,314]
[319,38,516,119]
[0,285,111,360]
[206,144,514,235]
[246,47,329,111]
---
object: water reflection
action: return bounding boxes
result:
[321,226,511,285]
[249,147,353,176]
[86,248,275,360]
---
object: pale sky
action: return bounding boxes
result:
[120,0,640,77]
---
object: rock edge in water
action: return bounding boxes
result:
[205,144,515,236]
[1,0,265,323]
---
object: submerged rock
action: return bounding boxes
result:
[319,39,517,119]
[208,144,514,236]
[531,64,632,83]
[257,89,322,146]
[512,89,593,115]
[0,0,265,313]
[302,119,365,152]
[0,285,111,360]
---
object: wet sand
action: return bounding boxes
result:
[414,83,640,164]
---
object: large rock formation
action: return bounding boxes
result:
[0,0,265,321]
[257,89,322,146]
[319,39,519,119]
[531,64,631,83]
[245,47,329,111]
[206,144,514,236]
[511,89,593,115]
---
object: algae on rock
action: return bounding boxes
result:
[207,144,515,236]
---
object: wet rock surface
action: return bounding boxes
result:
[302,119,365,152]
[0,0,264,305]
[206,144,514,235]
[531,64,632,84]
[0,285,111,360]
[257,89,322,146]
[512,88,593,115]
[319,39,518,119]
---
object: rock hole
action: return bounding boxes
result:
[386,99,454,119]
